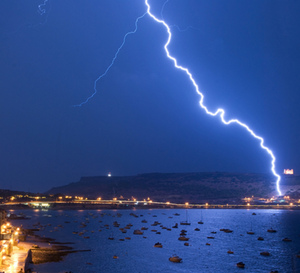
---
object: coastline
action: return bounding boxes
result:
[3,203,300,210]
[0,228,89,273]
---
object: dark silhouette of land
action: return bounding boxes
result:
[45,172,300,204]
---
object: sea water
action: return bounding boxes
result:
[10,209,300,273]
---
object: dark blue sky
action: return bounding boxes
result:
[1,0,299,192]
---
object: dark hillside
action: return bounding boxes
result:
[45,172,289,203]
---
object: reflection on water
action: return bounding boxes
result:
[11,209,300,273]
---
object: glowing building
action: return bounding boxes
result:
[284,169,294,175]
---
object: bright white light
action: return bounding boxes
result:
[144,0,281,196]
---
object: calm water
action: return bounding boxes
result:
[10,209,300,273]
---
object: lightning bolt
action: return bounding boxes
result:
[72,0,281,195]
[38,0,49,15]
[74,12,147,107]
[144,0,282,196]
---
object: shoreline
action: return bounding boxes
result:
[0,228,90,273]
[24,231,91,272]
[3,203,300,211]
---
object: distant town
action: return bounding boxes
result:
[0,190,299,211]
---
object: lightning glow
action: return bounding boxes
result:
[74,12,147,107]
[145,0,282,195]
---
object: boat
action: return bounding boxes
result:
[257,237,264,241]
[247,221,254,234]
[172,223,178,228]
[207,236,214,239]
[198,209,204,224]
[169,255,182,263]
[130,213,138,218]
[223,229,233,233]
[236,262,245,268]
[184,242,189,246]
[133,229,143,235]
[113,255,118,259]
[267,228,277,233]
[194,228,200,231]
[260,251,270,256]
[178,236,189,241]
[282,237,292,242]
[180,210,191,225]
[227,250,234,254]
[154,242,163,248]
[113,221,120,227]
[252,212,256,215]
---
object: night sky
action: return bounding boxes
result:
[1,0,299,192]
